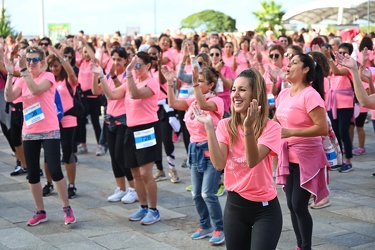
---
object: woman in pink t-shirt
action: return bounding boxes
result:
[4,46,75,226]
[91,51,162,225]
[209,45,234,116]
[90,47,137,204]
[222,42,235,72]
[323,43,355,172]
[159,34,175,70]
[194,68,283,249]
[275,54,329,250]
[357,37,374,67]
[44,47,80,199]
[162,66,225,245]
[233,36,251,77]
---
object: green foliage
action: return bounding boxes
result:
[252,0,285,37]
[181,10,236,32]
[0,8,17,37]
[360,25,375,34]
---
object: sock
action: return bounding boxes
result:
[149,207,157,211]
[167,153,175,169]
[141,205,148,209]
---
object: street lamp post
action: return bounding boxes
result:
[39,0,45,37]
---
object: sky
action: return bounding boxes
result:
[6,0,316,37]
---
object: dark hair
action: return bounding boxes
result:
[136,51,152,69]
[63,47,76,66]
[111,47,128,59]
[133,38,142,50]
[359,37,373,52]
[158,33,171,47]
[39,37,52,45]
[173,38,183,51]
[287,45,303,54]
[201,67,219,91]
[310,37,324,49]
[209,44,222,56]
[296,53,324,100]
[47,54,67,80]
[196,52,211,66]
[339,43,353,55]
[239,36,251,51]
[200,43,209,49]
[269,44,285,57]
[66,35,74,40]
[86,42,96,53]
[148,45,162,71]
[308,51,330,77]
[321,43,335,60]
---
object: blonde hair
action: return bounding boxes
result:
[227,68,269,145]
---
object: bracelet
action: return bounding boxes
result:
[98,75,104,80]
[126,75,133,79]
[167,83,174,87]
[111,75,117,80]
[329,58,333,62]
[20,67,27,72]
[60,58,67,63]
[258,63,263,66]
[244,132,253,137]
[21,74,29,78]
[7,74,13,78]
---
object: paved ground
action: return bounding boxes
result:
[0,120,374,250]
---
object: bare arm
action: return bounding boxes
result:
[161,65,189,111]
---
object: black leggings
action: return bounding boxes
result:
[60,126,76,164]
[107,124,133,181]
[10,109,23,147]
[328,108,353,159]
[78,97,101,143]
[155,115,175,171]
[285,163,313,250]
[1,121,14,152]
[224,191,282,250]
[177,110,190,152]
[23,139,63,184]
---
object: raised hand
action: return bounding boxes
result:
[360,65,372,81]
[18,50,27,69]
[16,32,23,43]
[311,44,321,52]
[269,66,281,82]
[320,46,331,59]
[192,104,213,126]
[126,55,137,72]
[160,65,176,82]
[89,61,103,75]
[192,65,199,84]
[243,99,260,129]
[4,58,14,74]
[336,52,357,70]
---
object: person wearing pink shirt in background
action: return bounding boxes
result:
[336,53,375,177]
[357,37,375,67]
[43,46,80,199]
[76,38,103,155]
[233,36,251,77]
[159,34,175,70]
[90,47,137,204]
[4,46,75,226]
[323,43,355,173]
[195,68,283,249]
[275,53,329,250]
[91,51,162,225]
[222,42,235,72]
[209,45,234,117]
[162,65,225,245]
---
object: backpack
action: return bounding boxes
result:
[54,89,64,121]
[64,79,85,117]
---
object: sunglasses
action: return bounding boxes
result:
[64,55,73,59]
[40,43,49,46]
[112,47,125,52]
[198,61,203,67]
[135,63,143,69]
[284,52,295,58]
[338,51,348,56]
[26,57,41,63]
[210,53,220,57]
[269,54,280,59]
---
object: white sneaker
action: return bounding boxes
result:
[96,145,106,156]
[121,187,138,204]
[107,187,127,202]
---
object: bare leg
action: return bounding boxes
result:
[115,177,126,191]
[128,179,135,189]
[356,127,365,148]
[139,162,157,208]
[65,163,76,185]
[29,182,44,211]
[54,178,70,207]
[15,145,26,168]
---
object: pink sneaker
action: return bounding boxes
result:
[352,148,366,155]
[27,211,47,226]
[63,206,76,225]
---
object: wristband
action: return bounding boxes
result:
[244,132,253,137]
[98,75,104,80]
[111,75,117,80]
[7,73,13,78]
[60,58,67,63]
[329,58,333,62]
[127,75,133,79]
[20,67,27,72]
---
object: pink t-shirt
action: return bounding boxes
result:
[330,70,354,109]
[216,118,281,202]
[358,82,369,113]
[163,48,175,69]
[106,73,127,118]
[357,50,374,67]
[275,86,325,163]
[184,96,224,143]
[15,72,59,134]
[263,65,286,95]
[222,55,235,72]
[150,68,167,100]
[217,65,234,113]
[123,76,159,127]
[323,77,330,106]
[235,51,251,77]
[77,60,95,93]
[55,79,77,128]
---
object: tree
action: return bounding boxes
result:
[181,10,236,33]
[252,1,285,37]
[0,7,17,37]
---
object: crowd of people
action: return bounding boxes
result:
[1,27,375,249]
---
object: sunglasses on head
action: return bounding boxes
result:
[112,47,125,52]
[40,43,49,46]
[284,52,295,58]
[26,57,41,63]
[210,53,220,57]
[135,63,143,69]
[64,55,73,59]
[269,53,280,59]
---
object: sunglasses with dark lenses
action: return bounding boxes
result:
[135,63,143,69]
[269,54,280,59]
[149,54,158,60]
[284,53,295,58]
[64,55,73,59]
[26,58,41,63]
[338,51,348,56]
[210,53,220,57]
[40,43,49,46]
[112,47,125,52]
[198,62,203,67]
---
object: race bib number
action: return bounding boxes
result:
[23,102,45,126]
[179,86,190,99]
[134,127,156,149]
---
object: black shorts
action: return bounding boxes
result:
[350,112,367,128]
[124,121,162,169]
[10,108,23,147]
